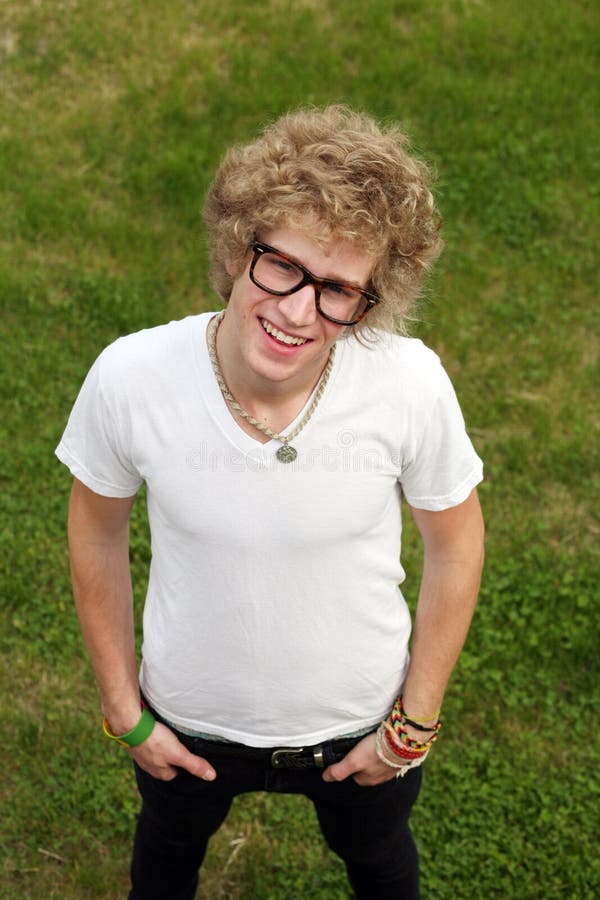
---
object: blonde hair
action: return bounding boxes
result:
[203,105,443,333]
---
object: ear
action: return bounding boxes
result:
[225,258,238,278]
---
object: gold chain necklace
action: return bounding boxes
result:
[207,311,335,463]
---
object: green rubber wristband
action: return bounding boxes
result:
[103,708,156,748]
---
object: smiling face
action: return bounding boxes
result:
[216,227,376,400]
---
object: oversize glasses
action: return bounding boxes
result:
[249,241,380,326]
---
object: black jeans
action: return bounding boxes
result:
[129,731,422,900]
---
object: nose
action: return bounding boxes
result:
[277,284,318,327]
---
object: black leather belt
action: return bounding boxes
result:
[194,735,363,769]
[172,727,370,769]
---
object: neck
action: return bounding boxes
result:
[214,311,332,411]
[207,311,335,441]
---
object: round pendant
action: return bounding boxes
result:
[276,444,297,464]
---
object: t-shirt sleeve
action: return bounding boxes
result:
[400,363,483,511]
[55,348,143,498]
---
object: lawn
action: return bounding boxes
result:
[1,1,598,897]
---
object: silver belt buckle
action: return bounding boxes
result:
[271,747,305,768]
[270,744,326,768]
[312,745,325,768]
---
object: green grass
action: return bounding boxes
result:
[1,0,598,896]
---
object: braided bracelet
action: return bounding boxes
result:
[374,724,412,769]
[394,695,440,731]
[375,724,430,778]
[382,722,428,759]
[390,694,441,732]
[388,717,440,751]
[392,726,439,751]
[389,700,441,749]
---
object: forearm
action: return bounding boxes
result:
[403,491,485,722]
[68,481,140,733]
[402,558,482,720]
[67,480,217,783]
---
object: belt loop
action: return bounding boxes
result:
[313,745,325,768]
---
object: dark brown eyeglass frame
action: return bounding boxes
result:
[249,241,380,326]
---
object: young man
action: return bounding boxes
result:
[57,106,484,899]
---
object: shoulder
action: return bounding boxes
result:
[93,314,210,394]
[99,314,207,371]
[339,329,444,400]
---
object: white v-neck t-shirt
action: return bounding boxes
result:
[56,313,483,747]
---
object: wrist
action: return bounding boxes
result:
[401,721,437,742]
[374,723,431,774]
[387,696,442,749]
[101,695,143,736]
[396,693,441,727]
[399,697,441,728]
[103,706,155,748]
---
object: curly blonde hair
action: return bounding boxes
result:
[203,105,443,333]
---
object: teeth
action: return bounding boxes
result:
[261,319,307,346]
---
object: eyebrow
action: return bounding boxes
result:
[268,243,368,290]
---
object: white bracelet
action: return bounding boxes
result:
[394,754,428,778]
[374,723,410,769]
[375,722,430,778]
